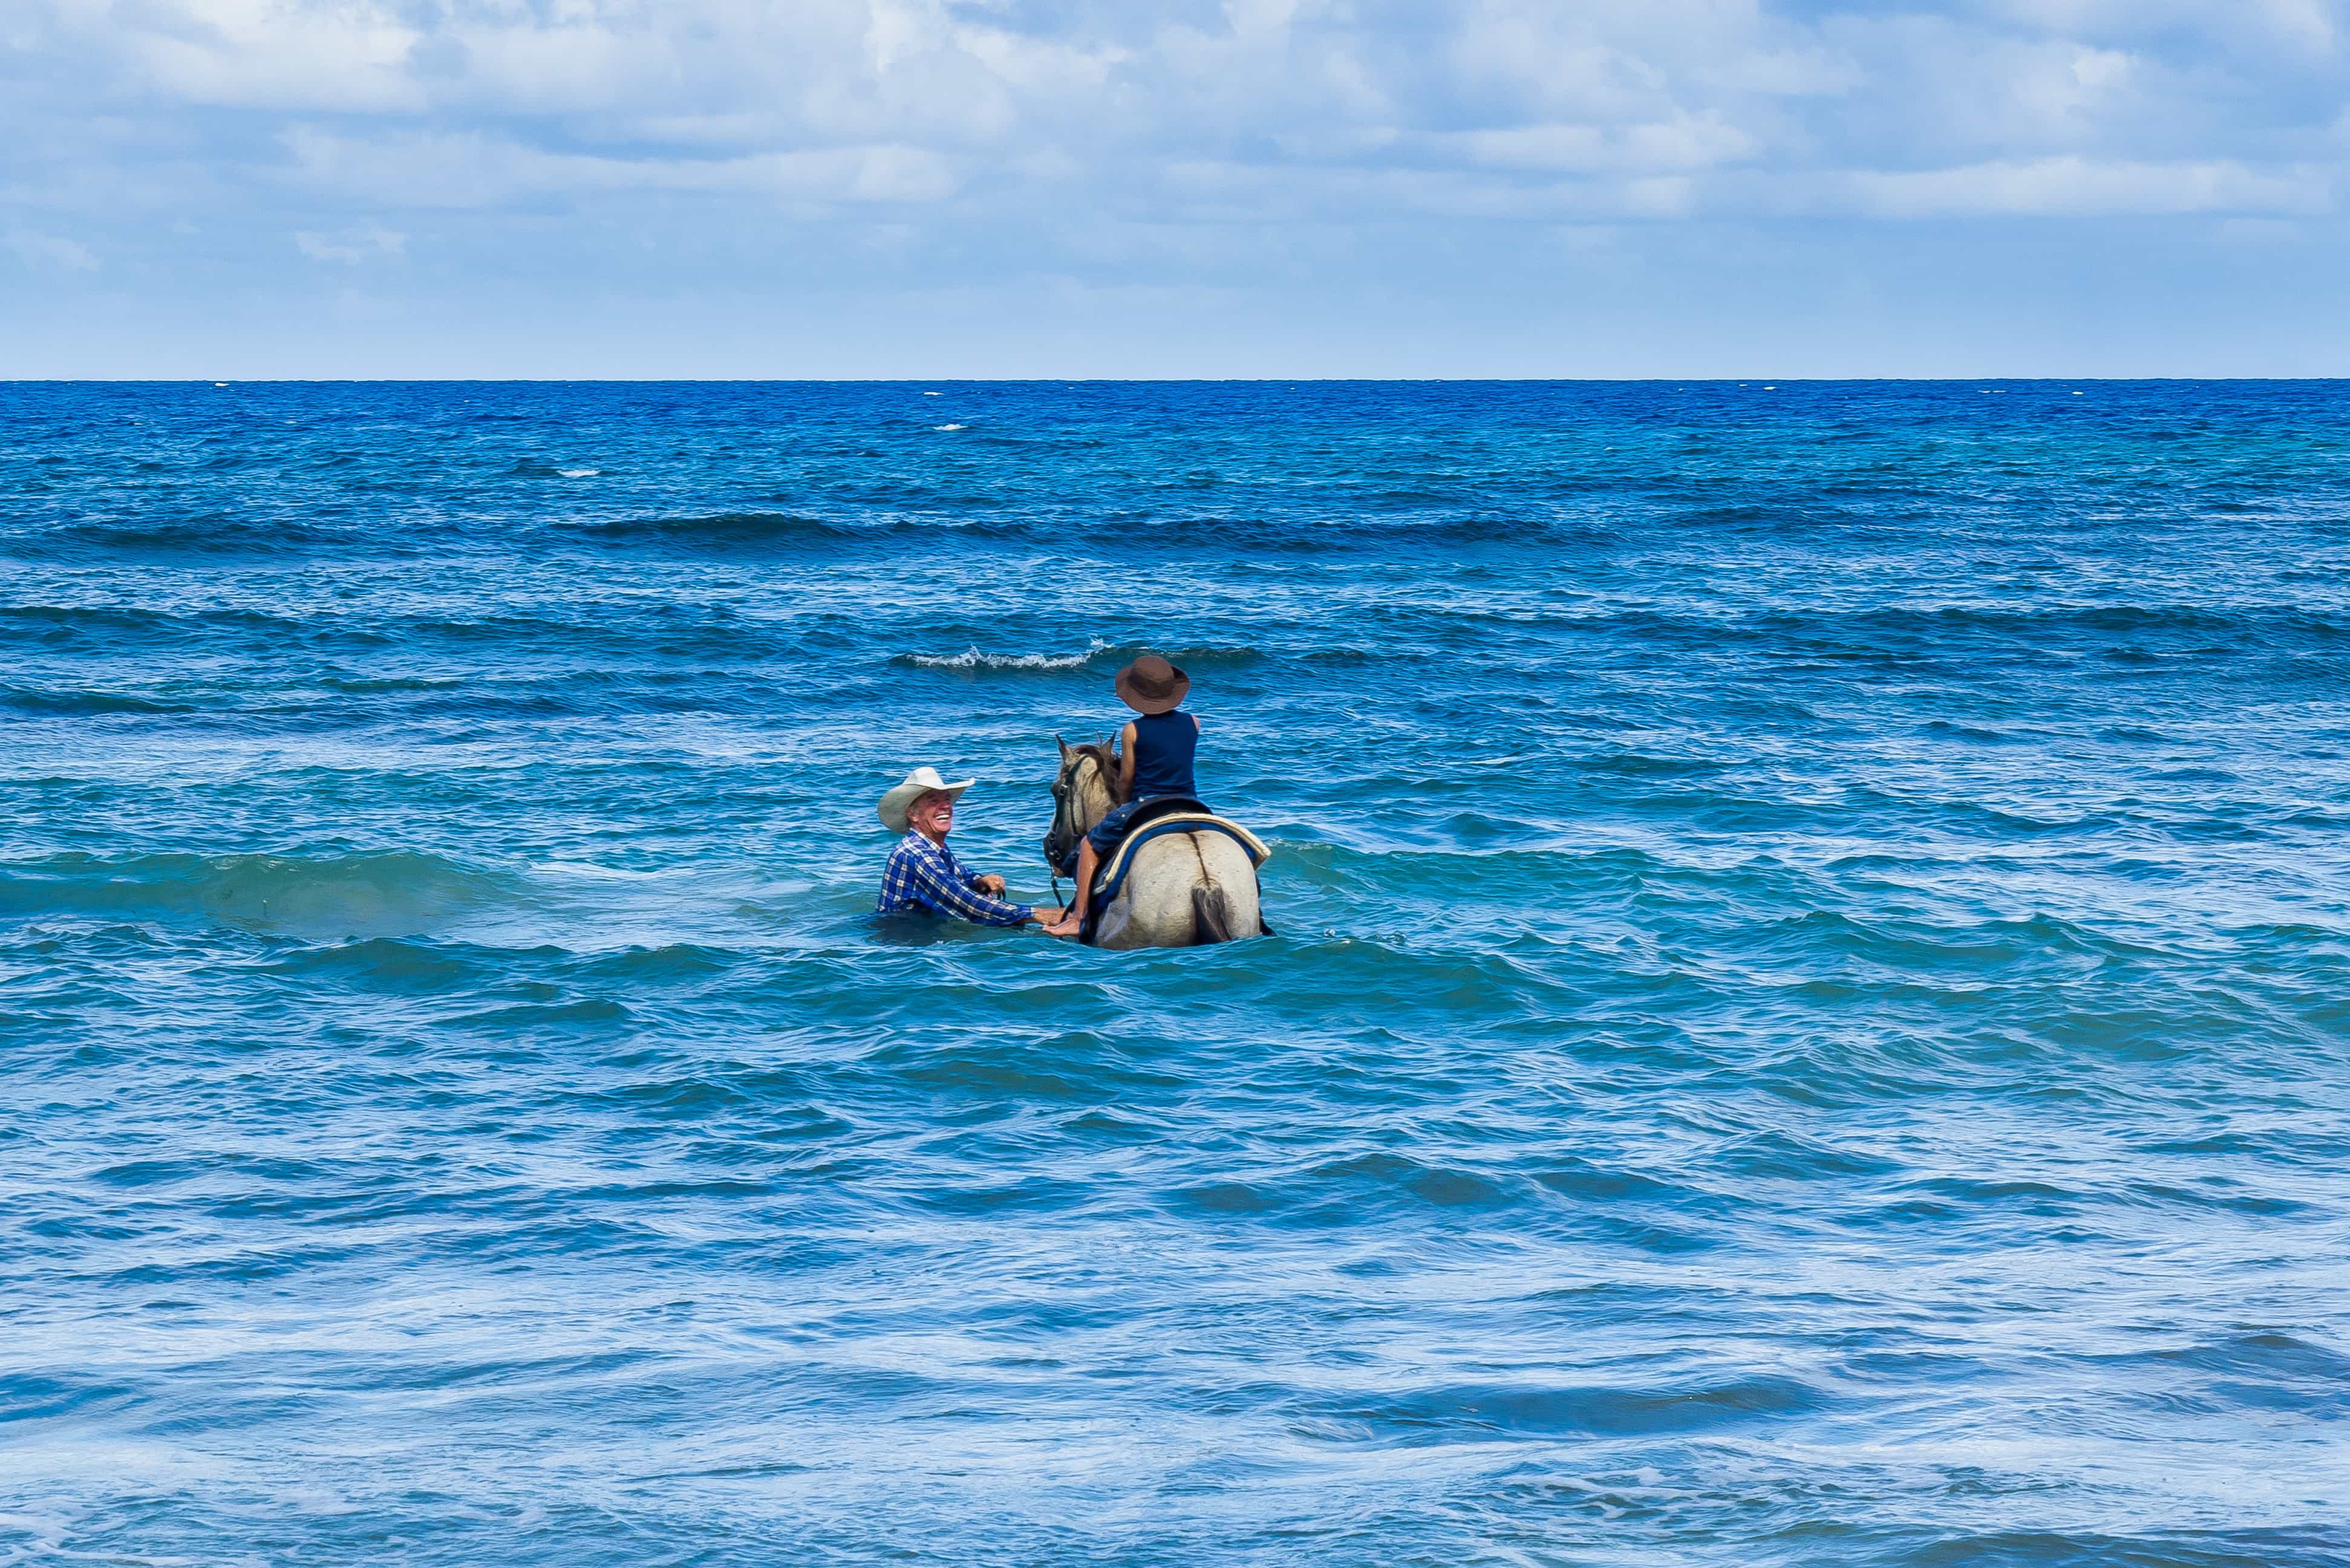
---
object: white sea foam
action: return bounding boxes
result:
[560,467,601,478]
[933,423,965,432]
[923,391,941,396]
[904,639,1109,672]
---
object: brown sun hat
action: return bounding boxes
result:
[1114,654,1190,714]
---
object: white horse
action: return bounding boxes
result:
[1043,738,1267,949]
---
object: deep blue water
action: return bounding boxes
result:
[5,381,2349,1566]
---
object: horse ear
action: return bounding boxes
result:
[1056,735,1072,761]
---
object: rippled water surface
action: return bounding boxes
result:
[5,381,2350,1566]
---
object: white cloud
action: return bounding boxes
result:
[1446,115,1759,174]
[281,128,961,207]
[123,0,429,112]
[7,229,98,270]
[295,224,407,262]
[3,0,2345,239]
[2069,46,2133,94]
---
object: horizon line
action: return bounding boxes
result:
[8,375,2349,386]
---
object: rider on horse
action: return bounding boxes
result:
[1042,655,1203,939]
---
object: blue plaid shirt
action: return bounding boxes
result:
[876,831,1034,926]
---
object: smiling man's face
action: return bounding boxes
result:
[907,791,955,839]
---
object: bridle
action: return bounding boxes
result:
[1042,744,1114,912]
[1043,752,1088,910]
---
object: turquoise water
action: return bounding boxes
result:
[4,382,2349,1565]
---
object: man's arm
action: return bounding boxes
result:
[908,851,1035,927]
[948,852,1008,898]
[1118,721,1137,798]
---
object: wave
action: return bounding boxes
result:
[315,674,465,694]
[0,849,512,939]
[260,935,495,992]
[2,683,195,716]
[440,997,635,1029]
[1767,602,2349,643]
[560,507,1614,558]
[1,602,305,645]
[1332,1373,1828,1439]
[1483,600,2350,662]
[891,641,1265,674]
[4,516,352,558]
[568,511,873,551]
[898,640,1109,672]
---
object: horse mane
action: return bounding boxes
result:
[1071,739,1128,805]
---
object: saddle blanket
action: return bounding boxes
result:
[1091,812,1270,908]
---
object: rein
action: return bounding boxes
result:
[1044,754,1081,916]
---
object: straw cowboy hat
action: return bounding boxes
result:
[1115,654,1189,715]
[878,766,973,833]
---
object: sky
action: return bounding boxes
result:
[4,0,2348,377]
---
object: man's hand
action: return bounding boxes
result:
[974,873,1007,895]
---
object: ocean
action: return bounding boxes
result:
[4,380,2348,1566]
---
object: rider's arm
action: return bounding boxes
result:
[1118,722,1138,798]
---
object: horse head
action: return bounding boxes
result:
[1042,734,1122,873]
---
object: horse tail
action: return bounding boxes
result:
[1190,885,1233,946]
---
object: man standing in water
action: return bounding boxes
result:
[875,767,1062,932]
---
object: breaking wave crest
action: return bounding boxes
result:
[897,641,1111,672]
[892,642,1264,674]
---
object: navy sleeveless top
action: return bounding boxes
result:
[1127,710,1199,801]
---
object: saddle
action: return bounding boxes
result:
[1055,794,1203,879]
